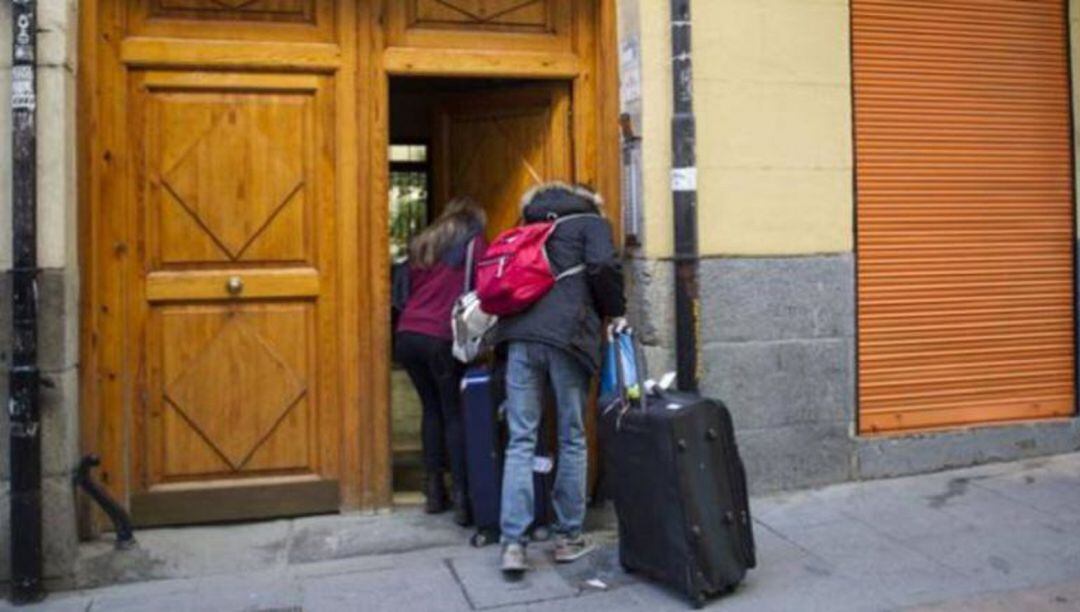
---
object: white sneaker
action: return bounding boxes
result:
[553,534,595,563]
[501,542,527,574]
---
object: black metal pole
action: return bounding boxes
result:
[671,0,699,392]
[9,0,43,603]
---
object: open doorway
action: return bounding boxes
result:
[388,77,573,502]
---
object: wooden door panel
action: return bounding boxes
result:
[152,0,314,21]
[131,70,338,524]
[155,303,314,479]
[130,0,333,42]
[413,0,552,31]
[436,84,571,237]
[152,90,312,267]
[387,0,572,53]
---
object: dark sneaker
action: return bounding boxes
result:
[501,542,527,575]
[553,534,595,563]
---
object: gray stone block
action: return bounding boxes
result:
[0,476,80,586]
[738,422,854,494]
[623,257,675,350]
[44,475,79,583]
[287,509,465,564]
[856,418,1080,480]
[37,267,79,373]
[701,338,854,430]
[699,254,855,343]
[77,519,291,589]
[41,367,80,477]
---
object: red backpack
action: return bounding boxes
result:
[476,214,597,316]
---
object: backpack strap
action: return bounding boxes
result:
[544,213,601,281]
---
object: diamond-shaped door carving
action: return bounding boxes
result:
[162,102,304,261]
[414,0,548,28]
[165,316,306,470]
[154,0,313,19]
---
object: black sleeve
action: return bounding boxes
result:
[583,217,626,318]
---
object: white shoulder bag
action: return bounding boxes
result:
[451,238,498,363]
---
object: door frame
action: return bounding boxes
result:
[78,0,621,527]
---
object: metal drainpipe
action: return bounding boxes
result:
[9,0,44,603]
[670,0,700,392]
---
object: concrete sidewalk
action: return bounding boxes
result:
[11,452,1080,611]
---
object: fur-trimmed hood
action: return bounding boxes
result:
[519,181,604,222]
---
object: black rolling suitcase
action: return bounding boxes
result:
[461,364,556,547]
[602,334,755,607]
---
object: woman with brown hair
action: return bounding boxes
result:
[395,197,487,524]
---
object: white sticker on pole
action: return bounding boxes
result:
[671,167,697,192]
[12,66,35,111]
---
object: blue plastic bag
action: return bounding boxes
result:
[600,331,641,411]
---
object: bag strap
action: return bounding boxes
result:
[463,237,476,292]
[551,212,601,226]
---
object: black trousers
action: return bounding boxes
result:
[395,332,467,491]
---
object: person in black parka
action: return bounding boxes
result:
[494,182,626,575]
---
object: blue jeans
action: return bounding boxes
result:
[500,342,591,544]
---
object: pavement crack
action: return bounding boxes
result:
[753,519,831,566]
[444,557,478,611]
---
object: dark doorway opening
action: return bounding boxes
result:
[388,76,571,503]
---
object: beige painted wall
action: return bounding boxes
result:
[693,0,853,256]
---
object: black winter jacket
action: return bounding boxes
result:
[494,183,625,373]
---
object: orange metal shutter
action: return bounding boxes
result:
[853,0,1076,433]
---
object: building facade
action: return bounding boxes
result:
[0,0,1078,589]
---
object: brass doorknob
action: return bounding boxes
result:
[226,276,244,295]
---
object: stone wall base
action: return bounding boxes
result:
[626,254,1080,494]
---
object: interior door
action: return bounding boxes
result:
[127,71,341,526]
[434,83,573,237]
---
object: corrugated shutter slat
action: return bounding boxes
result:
[853,0,1076,433]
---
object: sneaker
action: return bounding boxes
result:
[501,542,527,575]
[553,534,595,563]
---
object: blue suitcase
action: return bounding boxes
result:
[461,365,555,547]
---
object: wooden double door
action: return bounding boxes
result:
[82,1,609,526]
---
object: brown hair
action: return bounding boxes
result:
[409,196,486,268]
